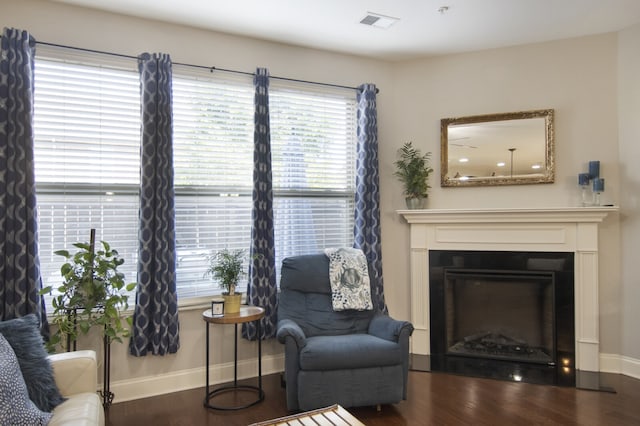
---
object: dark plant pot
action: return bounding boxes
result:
[405,197,428,209]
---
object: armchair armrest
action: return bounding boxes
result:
[368,314,414,342]
[276,319,307,410]
[276,319,307,349]
[49,350,98,397]
[369,314,414,400]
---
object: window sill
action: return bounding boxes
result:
[44,293,249,320]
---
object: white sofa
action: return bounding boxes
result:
[48,350,105,426]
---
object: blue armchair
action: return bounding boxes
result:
[276,253,414,411]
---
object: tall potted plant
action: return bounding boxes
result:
[41,229,135,351]
[205,248,249,314]
[40,229,135,407]
[394,141,434,209]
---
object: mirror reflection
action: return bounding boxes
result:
[441,109,554,187]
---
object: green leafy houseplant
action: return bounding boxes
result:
[41,231,136,352]
[205,248,259,314]
[204,248,248,296]
[394,141,434,208]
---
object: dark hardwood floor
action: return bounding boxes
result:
[106,371,640,425]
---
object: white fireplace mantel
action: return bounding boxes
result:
[398,206,617,373]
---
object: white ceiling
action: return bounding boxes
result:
[53,0,640,61]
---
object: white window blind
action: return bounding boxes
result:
[33,55,141,310]
[172,72,357,297]
[33,50,358,306]
[172,69,255,298]
[269,81,357,262]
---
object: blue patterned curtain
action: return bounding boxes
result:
[353,84,387,314]
[242,68,277,341]
[129,53,179,356]
[0,28,48,333]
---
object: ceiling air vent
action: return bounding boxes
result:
[359,12,399,29]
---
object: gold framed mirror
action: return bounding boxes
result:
[441,109,554,187]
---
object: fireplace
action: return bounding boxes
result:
[399,207,617,388]
[429,250,575,386]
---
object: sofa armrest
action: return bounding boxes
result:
[276,319,307,349]
[368,314,414,342]
[49,350,98,397]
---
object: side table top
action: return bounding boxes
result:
[202,306,265,324]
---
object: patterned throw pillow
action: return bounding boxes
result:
[0,333,53,425]
[325,247,373,311]
[0,315,65,411]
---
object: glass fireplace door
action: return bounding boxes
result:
[444,269,555,365]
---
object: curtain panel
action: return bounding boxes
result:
[0,27,48,332]
[129,52,180,356]
[242,68,277,341]
[353,83,387,314]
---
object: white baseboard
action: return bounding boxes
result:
[108,352,639,403]
[108,353,284,403]
[600,353,640,380]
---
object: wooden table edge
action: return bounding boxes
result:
[202,306,265,324]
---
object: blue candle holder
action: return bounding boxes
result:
[592,178,605,206]
[578,173,590,186]
[578,173,591,206]
[593,178,604,192]
[588,161,600,179]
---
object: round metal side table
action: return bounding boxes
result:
[202,306,265,410]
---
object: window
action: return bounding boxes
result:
[34,50,358,307]
[269,81,357,262]
[172,69,255,298]
[33,53,141,311]
[171,71,357,297]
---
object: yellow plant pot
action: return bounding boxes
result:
[223,293,242,314]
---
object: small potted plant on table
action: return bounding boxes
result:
[205,248,249,314]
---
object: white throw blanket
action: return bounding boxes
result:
[324,247,373,311]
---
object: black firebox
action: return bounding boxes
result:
[429,250,575,386]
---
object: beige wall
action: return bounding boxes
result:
[384,34,623,355]
[4,0,635,398]
[618,23,640,362]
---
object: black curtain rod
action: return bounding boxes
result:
[35,40,378,94]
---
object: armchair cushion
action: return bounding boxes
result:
[300,334,402,370]
[0,316,103,425]
[280,254,332,294]
[0,314,66,412]
[0,333,53,425]
[278,290,372,337]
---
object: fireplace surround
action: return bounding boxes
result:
[429,250,574,386]
[399,207,617,387]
